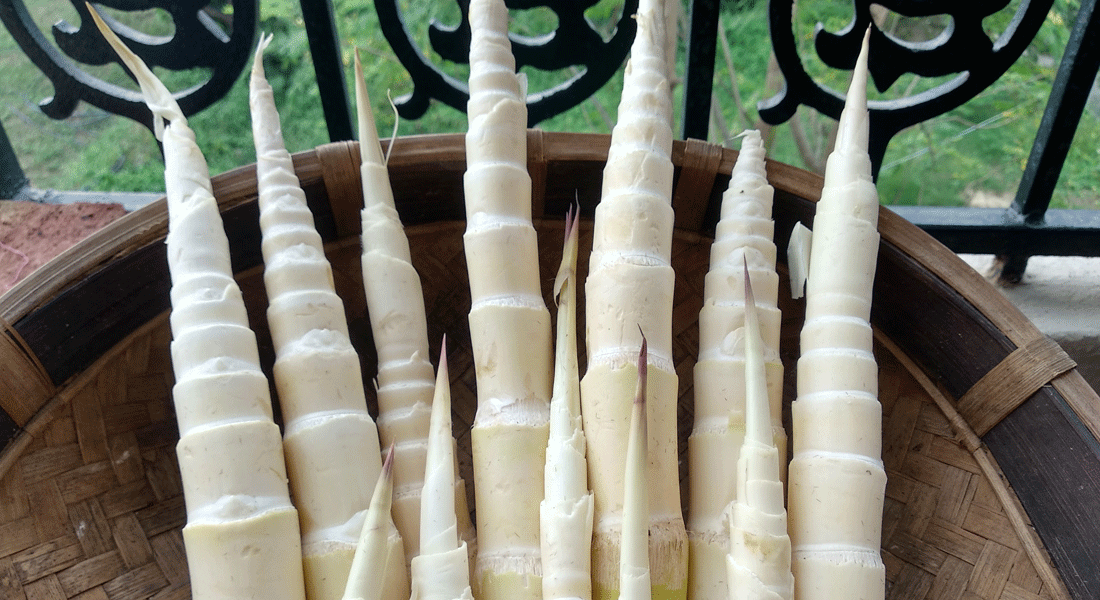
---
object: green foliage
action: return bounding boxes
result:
[1,0,1095,210]
[712,0,1097,209]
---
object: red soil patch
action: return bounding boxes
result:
[0,200,126,296]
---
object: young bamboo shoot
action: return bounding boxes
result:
[354,49,476,572]
[88,10,306,600]
[463,1,554,598]
[726,266,793,600]
[409,341,474,600]
[687,130,785,600]
[249,39,407,600]
[343,447,396,600]
[581,1,687,598]
[619,339,652,600]
[788,29,887,600]
[540,209,594,600]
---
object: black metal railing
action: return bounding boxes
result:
[1,0,1098,281]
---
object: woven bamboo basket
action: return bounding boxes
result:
[1,132,1098,600]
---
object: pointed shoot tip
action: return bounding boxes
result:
[570,201,581,242]
[553,202,580,301]
[252,32,273,75]
[636,328,648,405]
[564,203,575,242]
[856,25,871,77]
[383,442,395,475]
[385,90,400,166]
[742,256,756,310]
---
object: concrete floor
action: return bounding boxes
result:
[961,254,1100,393]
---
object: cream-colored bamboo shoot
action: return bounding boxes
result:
[540,209,594,600]
[789,29,886,600]
[581,1,687,598]
[464,1,554,598]
[619,339,652,600]
[88,10,306,600]
[354,49,476,571]
[410,342,474,600]
[249,39,407,600]
[343,447,396,600]
[726,267,793,600]
[682,131,787,598]
[687,130,785,600]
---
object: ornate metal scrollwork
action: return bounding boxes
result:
[0,0,257,134]
[375,0,639,125]
[759,0,1056,176]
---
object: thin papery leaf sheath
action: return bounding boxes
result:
[421,342,459,556]
[87,9,306,600]
[355,48,476,576]
[463,0,554,598]
[786,223,812,300]
[789,28,887,600]
[619,337,652,600]
[410,341,474,600]
[581,1,687,598]
[687,129,786,600]
[541,208,594,600]
[250,38,409,600]
[343,447,396,600]
[725,267,793,600]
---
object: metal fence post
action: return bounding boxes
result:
[997,0,1100,282]
[299,0,355,142]
[0,119,29,199]
[682,0,719,141]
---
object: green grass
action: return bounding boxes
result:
[1,0,1096,209]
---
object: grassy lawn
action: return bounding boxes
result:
[1,0,1096,209]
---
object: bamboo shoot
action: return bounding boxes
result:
[463,1,554,598]
[354,49,476,573]
[540,209,594,600]
[88,11,306,600]
[249,38,407,600]
[581,1,687,598]
[788,29,887,600]
[410,342,474,600]
[687,130,785,600]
